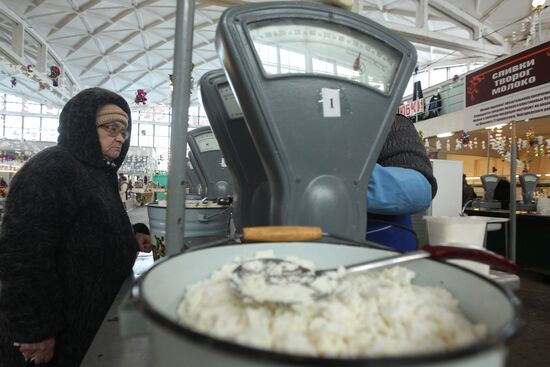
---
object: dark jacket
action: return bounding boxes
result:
[0,88,139,366]
[367,114,437,251]
[377,114,437,197]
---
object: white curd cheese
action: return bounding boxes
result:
[177,253,486,358]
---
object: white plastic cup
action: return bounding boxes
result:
[423,216,492,276]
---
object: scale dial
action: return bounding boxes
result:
[194,132,220,153]
[249,19,402,94]
[218,84,244,119]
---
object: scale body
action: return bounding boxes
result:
[216,2,416,241]
[516,173,538,211]
[200,69,270,232]
[473,174,502,209]
[187,126,234,199]
[185,156,202,195]
[187,150,206,197]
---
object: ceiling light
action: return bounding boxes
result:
[485,124,507,130]
[533,0,546,12]
[436,132,454,138]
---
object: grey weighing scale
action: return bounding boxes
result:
[184,156,202,196]
[187,150,206,197]
[187,126,234,200]
[473,174,502,209]
[516,173,538,212]
[216,1,417,242]
[199,69,271,233]
[147,129,234,252]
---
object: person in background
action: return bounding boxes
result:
[493,176,511,210]
[366,114,438,251]
[119,174,128,210]
[0,177,7,198]
[0,88,153,366]
[462,174,477,206]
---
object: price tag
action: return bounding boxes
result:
[321,88,341,118]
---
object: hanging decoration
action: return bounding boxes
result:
[455,138,462,150]
[424,138,430,149]
[461,131,470,145]
[11,77,16,87]
[135,89,148,105]
[49,65,61,86]
[169,74,173,89]
[435,140,442,151]
[38,81,46,91]
[446,139,451,151]
[26,64,34,73]
[481,140,486,150]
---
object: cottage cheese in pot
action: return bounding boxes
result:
[177,252,486,358]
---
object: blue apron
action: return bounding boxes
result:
[366,214,417,252]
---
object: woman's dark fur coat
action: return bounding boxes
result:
[0,88,140,366]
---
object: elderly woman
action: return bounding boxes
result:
[0,88,152,366]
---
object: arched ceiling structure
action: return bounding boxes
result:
[0,0,547,108]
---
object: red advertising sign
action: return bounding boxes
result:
[398,99,425,117]
[464,40,550,131]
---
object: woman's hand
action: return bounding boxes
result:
[17,337,55,364]
[135,232,153,253]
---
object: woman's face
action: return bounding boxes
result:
[96,104,129,161]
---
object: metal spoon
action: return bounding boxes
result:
[231,244,518,305]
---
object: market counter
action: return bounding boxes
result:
[81,254,154,367]
[465,208,550,275]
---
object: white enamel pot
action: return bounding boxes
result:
[132,237,521,367]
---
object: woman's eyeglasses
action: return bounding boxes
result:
[98,123,129,141]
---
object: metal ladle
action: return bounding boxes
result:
[230,227,518,305]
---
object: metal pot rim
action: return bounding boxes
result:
[134,243,523,366]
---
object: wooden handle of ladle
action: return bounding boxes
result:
[243,226,323,242]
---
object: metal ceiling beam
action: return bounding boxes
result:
[416,0,428,29]
[480,0,507,22]
[375,19,510,58]
[116,53,218,93]
[77,10,177,77]
[23,0,47,16]
[82,16,217,83]
[362,4,447,23]
[429,0,506,45]
[47,0,102,37]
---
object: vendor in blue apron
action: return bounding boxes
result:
[366,114,438,252]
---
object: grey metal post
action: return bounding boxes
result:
[487,130,491,174]
[509,122,517,262]
[165,0,195,256]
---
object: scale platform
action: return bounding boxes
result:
[490,270,520,291]
[472,199,502,209]
[515,202,537,212]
